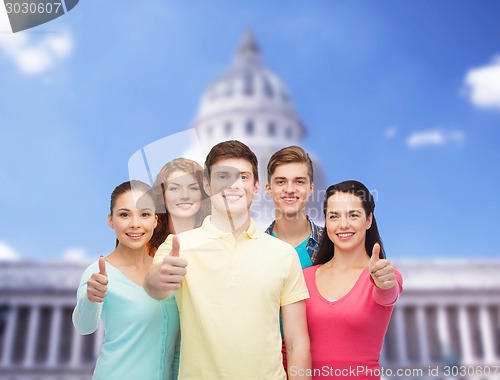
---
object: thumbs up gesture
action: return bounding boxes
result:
[369,243,396,290]
[87,256,109,303]
[157,235,188,291]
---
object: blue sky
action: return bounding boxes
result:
[0,0,499,261]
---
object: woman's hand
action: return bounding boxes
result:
[87,256,108,302]
[369,243,396,290]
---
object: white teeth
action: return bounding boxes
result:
[176,203,193,207]
[338,233,353,238]
[127,234,142,237]
[225,195,241,201]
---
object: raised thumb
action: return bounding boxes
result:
[98,256,107,276]
[170,235,180,257]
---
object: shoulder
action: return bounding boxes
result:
[256,231,295,250]
[303,265,319,277]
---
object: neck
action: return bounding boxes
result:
[168,215,196,234]
[273,211,310,246]
[211,209,251,238]
[111,245,151,267]
[326,248,369,270]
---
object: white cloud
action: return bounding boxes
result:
[464,56,500,110]
[406,129,465,148]
[0,9,73,75]
[62,247,89,262]
[0,242,20,261]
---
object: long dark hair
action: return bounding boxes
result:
[315,180,385,264]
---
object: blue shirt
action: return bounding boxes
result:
[266,215,323,267]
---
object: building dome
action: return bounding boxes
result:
[193,30,305,150]
[188,30,325,227]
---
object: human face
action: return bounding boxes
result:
[325,192,372,255]
[163,171,202,220]
[266,162,313,219]
[206,158,259,218]
[108,190,157,252]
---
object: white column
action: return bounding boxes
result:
[458,305,474,364]
[437,305,451,361]
[479,306,496,364]
[47,305,62,367]
[416,306,430,365]
[23,305,41,367]
[70,322,83,367]
[393,306,408,365]
[1,305,18,366]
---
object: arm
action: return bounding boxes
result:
[72,258,107,335]
[144,235,187,300]
[282,300,311,380]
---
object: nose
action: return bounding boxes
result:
[284,180,295,193]
[180,187,189,199]
[129,214,140,228]
[228,176,243,189]
[339,215,349,229]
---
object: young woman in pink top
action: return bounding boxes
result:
[303,180,403,379]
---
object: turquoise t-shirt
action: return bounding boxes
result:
[72,261,180,380]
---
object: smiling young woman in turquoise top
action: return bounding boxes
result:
[72,180,180,380]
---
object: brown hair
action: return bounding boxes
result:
[267,145,314,183]
[204,140,259,183]
[148,158,210,256]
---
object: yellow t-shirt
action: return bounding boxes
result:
[154,217,309,380]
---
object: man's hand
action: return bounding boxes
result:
[145,235,188,299]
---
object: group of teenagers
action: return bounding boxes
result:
[72,140,403,380]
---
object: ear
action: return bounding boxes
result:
[253,179,260,194]
[265,183,271,195]
[154,214,158,228]
[309,182,314,199]
[366,213,373,230]
[107,214,114,229]
[203,177,212,196]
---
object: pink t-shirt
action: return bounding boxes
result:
[303,265,403,379]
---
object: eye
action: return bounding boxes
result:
[329,214,339,220]
[275,180,285,185]
[168,186,179,192]
[240,174,249,181]
[349,213,360,219]
[119,212,129,218]
[217,174,229,181]
[141,212,151,218]
[189,186,200,192]
[296,180,306,185]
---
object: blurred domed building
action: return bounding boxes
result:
[1,32,499,380]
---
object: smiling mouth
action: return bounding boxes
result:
[126,233,144,239]
[223,194,243,201]
[337,233,354,239]
[176,203,193,208]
